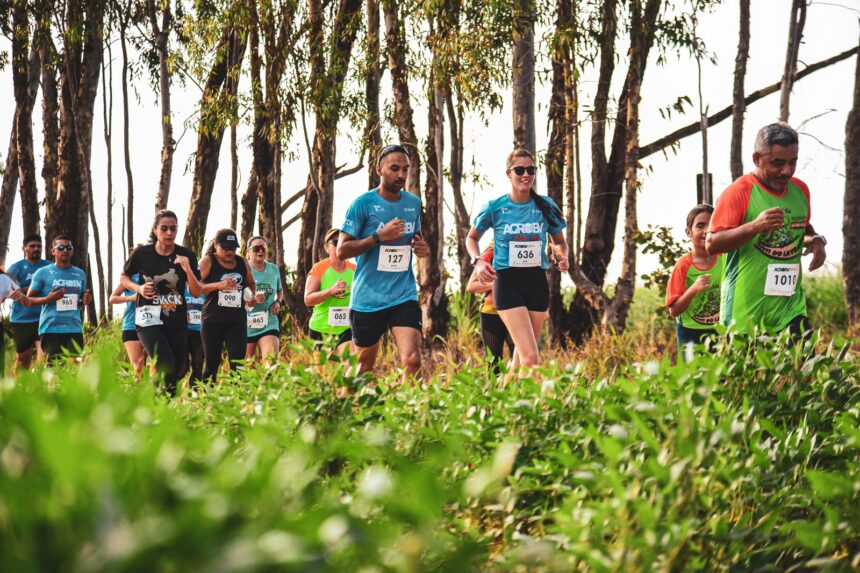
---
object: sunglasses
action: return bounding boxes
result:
[159,225,178,232]
[54,244,74,252]
[251,245,267,253]
[510,165,536,176]
[377,144,410,163]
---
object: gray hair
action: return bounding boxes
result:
[754,123,799,154]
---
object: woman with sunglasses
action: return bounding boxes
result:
[121,210,203,396]
[199,229,255,383]
[244,236,283,364]
[304,228,356,355]
[466,148,569,378]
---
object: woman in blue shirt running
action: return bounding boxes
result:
[466,149,569,377]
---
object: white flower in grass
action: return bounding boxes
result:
[357,466,394,500]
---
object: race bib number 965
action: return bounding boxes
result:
[377,245,411,272]
[56,293,78,312]
[509,241,541,267]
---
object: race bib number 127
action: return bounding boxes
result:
[377,245,411,272]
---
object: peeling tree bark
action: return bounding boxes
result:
[730,0,750,180]
[844,41,860,330]
[779,0,806,123]
[147,0,174,210]
[365,0,382,190]
[511,0,535,153]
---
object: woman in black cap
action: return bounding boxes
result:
[199,228,256,383]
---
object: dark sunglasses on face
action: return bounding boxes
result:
[159,226,178,232]
[511,165,536,176]
[377,144,410,164]
[54,244,74,252]
[251,245,267,253]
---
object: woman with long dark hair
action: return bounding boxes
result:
[121,210,203,396]
[466,149,569,377]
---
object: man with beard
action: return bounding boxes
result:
[7,234,51,370]
[707,123,827,337]
[26,236,92,362]
[336,144,429,384]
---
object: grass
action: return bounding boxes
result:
[1,280,859,571]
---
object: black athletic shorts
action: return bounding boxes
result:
[10,322,39,353]
[121,329,140,343]
[248,329,280,344]
[41,332,84,360]
[349,300,422,348]
[493,267,549,312]
[309,328,352,347]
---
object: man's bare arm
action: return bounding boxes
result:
[706,207,784,255]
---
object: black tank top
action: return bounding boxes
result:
[202,254,249,323]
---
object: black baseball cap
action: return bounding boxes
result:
[215,230,240,250]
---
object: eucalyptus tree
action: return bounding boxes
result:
[144,0,176,210]
[845,42,860,330]
[730,0,749,180]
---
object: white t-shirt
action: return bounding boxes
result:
[0,274,18,303]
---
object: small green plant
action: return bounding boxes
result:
[635,224,688,296]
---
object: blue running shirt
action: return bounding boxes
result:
[29,264,87,335]
[184,286,205,333]
[7,259,51,323]
[121,273,140,331]
[341,189,422,312]
[473,195,566,270]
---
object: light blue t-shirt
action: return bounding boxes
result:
[184,286,205,333]
[473,195,566,270]
[341,189,422,313]
[247,262,282,336]
[7,258,51,323]
[121,273,140,331]
[29,264,87,335]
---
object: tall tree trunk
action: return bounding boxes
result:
[844,38,860,331]
[102,44,114,317]
[365,0,382,190]
[545,0,570,344]
[230,124,238,230]
[52,0,105,273]
[12,2,42,239]
[730,0,750,181]
[240,171,258,245]
[119,14,134,248]
[184,26,248,253]
[0,129,19,267]
[445,89,470,294]
[382,0,420,195]
[511,0,536,153]
[41,38,59,245]
[148,0,174,210]
[779,0,806,123]
[293,0,362,323]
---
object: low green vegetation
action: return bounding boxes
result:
[1,279,858,571]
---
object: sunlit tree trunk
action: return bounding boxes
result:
[730,0,750,180]
[102,45,114,317]
[147,0,174,210]
[844,37,860,331]
[779,0,806,123]
[41,39,59,246]
[119,10,134,248]
[511,0,535,154]
[365,0,382,190]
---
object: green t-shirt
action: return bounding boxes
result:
[308,259,355,335]
[246,262,282,337]
[667,253,724,330]
[712,174,810,334]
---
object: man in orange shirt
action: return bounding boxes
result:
[706,123,826,337]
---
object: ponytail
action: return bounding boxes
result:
[529,189,564,229]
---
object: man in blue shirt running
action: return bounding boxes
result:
[337,144,429,383]
[7,234,51,371]
[26,236,92,362]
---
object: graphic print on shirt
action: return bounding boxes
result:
[142,268,183,316]
[690,284,721,325]
[755,207,806,260]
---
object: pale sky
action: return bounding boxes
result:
[0,1,856,305]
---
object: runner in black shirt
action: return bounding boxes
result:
[199,229,255,383]
[121,210,203,396]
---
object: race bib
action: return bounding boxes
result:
[187,309,201,325]
[247,311,268,330]
[218,289,242,308]
[135,305,163,327]
[377,245,411,272]
[328,306,350,327]
[509,241,541,267]
[56,293,78,312]
[764,264,800,297]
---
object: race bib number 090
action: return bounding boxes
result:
[328,307,350,327]
[509,241,541,267]
[218,289,242,308]
[377,245,411,272]
[56,293,78,312]
[764,263,800,297]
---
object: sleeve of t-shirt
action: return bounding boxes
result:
[80,269,87,294]
[481,247,494,265]
[665,256,691,308]
[545,196,566,234]
[186,250,201,280]
[310,261,327,282]
[274,267,282,291]
[0,275,16,300]
[709,178,752,233]
[6,263,21,284]
[28,268,45,296]
[123,248,140,277]
[473,202,493,233]
[793,178,812,224]
[341,199,364,239]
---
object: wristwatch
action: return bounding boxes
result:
[470,255,480,266]
[810,234,827,246]
[372,232,381,245]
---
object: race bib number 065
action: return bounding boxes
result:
[377,245,411,272]
[764,263,800,297]
[509,241,541,267]
[328,307,350,327]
